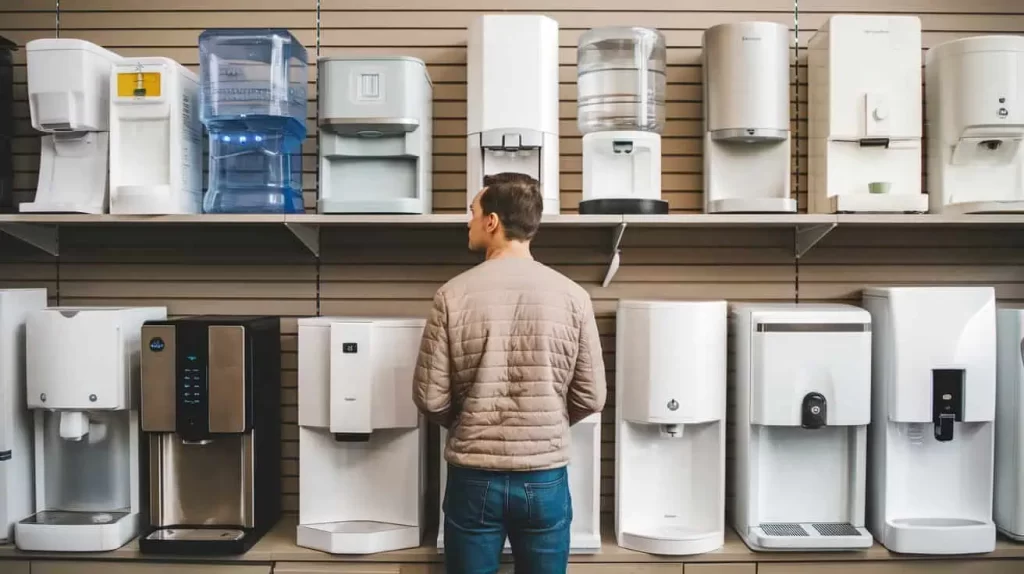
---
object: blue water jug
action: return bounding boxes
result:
[199,29,308,214]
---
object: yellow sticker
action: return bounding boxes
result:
[117,71,162,98]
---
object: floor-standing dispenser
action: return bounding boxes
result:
[862,287,997,554]
[731,303,873,551]
[467,15,560,214]
[297,317,426,554]
[926,36,1024,214]
[138,316,281,555]
[996,308,1024,541]
[615,300,726,555]
[0,289,47,543]
[577,27,668,215]
[318,57,432,214]
[16,306,167,552]
[702,23,794,213]
[21,39,122,214]
[109,57,202,214]
[436,415,603,553]
[808,16,928,214]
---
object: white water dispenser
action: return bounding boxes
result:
[862,287,996,554]
[318,57,432,214]
[296,317,426,554]
[467,15,560,214]
[996,308,1024,541]
[0,289,47,543]
[16,306,166,552]
[731,303,873,551]
[577,27,668,215]
[926,36,1024,214]
[615,300,726,555]
[22,39,122,214]
[808,15,927,214]
[702,23,794,213]
[109,57,202,214]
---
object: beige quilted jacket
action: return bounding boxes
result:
[413,257,607,471]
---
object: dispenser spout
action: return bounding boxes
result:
[659,424,683,438]
[59,411,90,441]
[935,413,955,442]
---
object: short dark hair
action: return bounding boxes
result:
[480,172,543,241]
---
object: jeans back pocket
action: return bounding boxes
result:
[524,474,571,530]
[444,477,494,529]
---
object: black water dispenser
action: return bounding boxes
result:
[0,36,16,212]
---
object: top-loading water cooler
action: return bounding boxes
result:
[21,39,122,214]
[926,36,1024,214]
[702,23,794,213]
[808,15,928,214]
[995,308,1024,541]
[731,304,873,551]
[467,15,560,214]
[297,317,426,554]
[109,57,202,214]
[577,27,668,215]
[318,57,432,214]
[863,287,996,554]
[615,300,726,555]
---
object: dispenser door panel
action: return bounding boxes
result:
[150,433,254,528]
[208,325,246,433]
[141,324,177,432]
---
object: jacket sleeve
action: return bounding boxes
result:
[567,297,608,425]
[413,290,454,428]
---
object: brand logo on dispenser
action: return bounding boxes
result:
[741,36,762,42]
[149,337,165,352]
[342,342,358,353]
[864,29,890,35]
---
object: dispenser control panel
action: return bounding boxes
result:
[176,329,210,440]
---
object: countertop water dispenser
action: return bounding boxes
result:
[16,306,167,552]
[0,36,16,212]
[808,15,928,214]
[138,316,281,555]
[467,15,560,215]
[996,308,1024,541]
[110,57,202,214]
[577,27,668,215]
[297,317,426,554]
[862,287,997,554]
[0,289,47,543]
[317,57,432,214]
[436,414,603,554]
[199,29,308,214]
[731,303,873,551]
[702,23,794,214]
[926,36,1024,214]
[615,300,726,555]
[21,39,122,214]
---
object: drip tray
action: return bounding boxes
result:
[146,528,246,542]
[20,510,130,526]
[759,522,861,537]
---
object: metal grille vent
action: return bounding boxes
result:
[813,523,860,537]
[760,523,808,537]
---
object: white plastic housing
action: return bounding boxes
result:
[582,131,661,204]
[615,300,726,555]
[863,287,996,555]
[0,289,47,543]
[437,414,603,554]
[318,57,433,215]
[808,15,927,214]
[702,22,794,214]
[109,57,202,214]
[17,306,165,552]
[926,36,1024,214]
[466,15,560,215]
[731,303,873,551]
[22,39,123,215]
[296,317,426,555]
[996,308,1024,541]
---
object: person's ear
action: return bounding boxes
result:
[485,212,500,233]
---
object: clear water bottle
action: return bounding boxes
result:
[577,27,666,134]
[199,29,308,214]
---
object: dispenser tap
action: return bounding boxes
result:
[659,424,683,438]
[932,369,964,443]
[801,392,827,429]
[935,413,955,442]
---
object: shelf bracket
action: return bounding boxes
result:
[0,223,59,256]
[285,222,320,257]
[794,222,836,259]
[602,222,627,288]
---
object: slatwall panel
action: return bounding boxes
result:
[1,0,1023,524]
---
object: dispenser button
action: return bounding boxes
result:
[873,104,889,121]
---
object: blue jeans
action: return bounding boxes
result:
[444,463,572,574]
